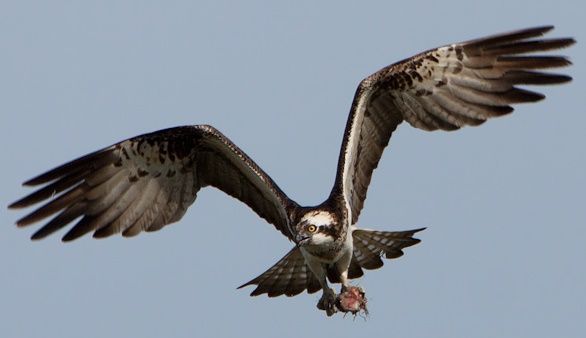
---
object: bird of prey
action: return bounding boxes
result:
[10,26,574,316]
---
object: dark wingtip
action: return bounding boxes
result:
[15,219,29,228]
[61,230,83,242]
[466,25,556,47]
[237,278,257,291]
[30,232,45,241]
[530,25,555,35]
[61,235,75,243]
[556,74,573,83]
[503,25,555,36]
[30,224,55,240]
[9,190,52,210]
[8,200,22,209]
[23,178,43,187]
[22,170,64,186]
[22,148,115,186]
[249,288,264,297]
[30,225,58,241]
[538,25,554,33]
[517,25,554,37]
[544,38,577,54]
[507,88,546,103]
[15,213,42,227]
[562,37,576,47]
[410,227,426,242]
[558,37,577,49]
[92,229,110,239]
[529,92,546,102]
[411,227,427,234]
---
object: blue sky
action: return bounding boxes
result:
[1,1,584,337]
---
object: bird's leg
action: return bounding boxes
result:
[339,270,350,293]
[305,257,337,316]
[317,284,337,316]
[335,248,353,294]
[331,249,367,314]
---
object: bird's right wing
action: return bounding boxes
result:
[10,125,299,241]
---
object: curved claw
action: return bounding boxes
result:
[317,288,337,316]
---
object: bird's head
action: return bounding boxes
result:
[295,210,338,247]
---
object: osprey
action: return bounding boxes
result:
[10,26,574,316]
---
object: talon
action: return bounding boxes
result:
[316,299,326,311]
[317,288,337,316]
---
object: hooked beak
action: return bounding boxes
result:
[296,234,310,246]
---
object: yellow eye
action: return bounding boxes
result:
[307,225,317,233]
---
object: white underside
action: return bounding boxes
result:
[300,225,356,288]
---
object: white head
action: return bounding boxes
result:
[295,210,338,247]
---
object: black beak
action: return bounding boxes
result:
[296,234,310,246]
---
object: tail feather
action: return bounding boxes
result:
[239,228,425,297]
[352,227,425,270]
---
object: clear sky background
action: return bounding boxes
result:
[1,1,584,337]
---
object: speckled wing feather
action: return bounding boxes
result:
[9,125,298,241]
[238,247,322,297]
[329,26,574,224]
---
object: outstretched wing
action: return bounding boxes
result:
[9,125,298,241]
[329,26,574,224]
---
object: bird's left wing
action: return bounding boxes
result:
[328,26,574,224]
[10,125,298,241]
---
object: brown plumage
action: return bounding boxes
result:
[10,125,298,241]
[10,26,574,310]
[331,25,574,224]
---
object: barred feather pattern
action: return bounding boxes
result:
[10,125,296,241]
[238,247,322,297]
[352,228,425,270]
[332,26,574,225]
